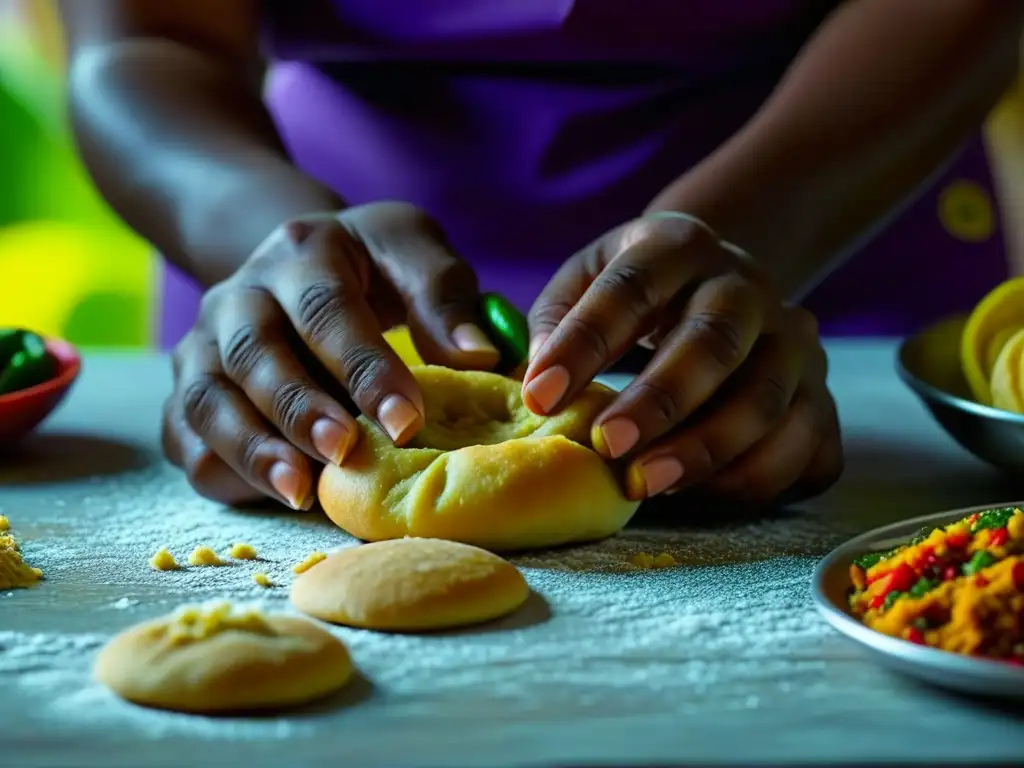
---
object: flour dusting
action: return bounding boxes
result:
[2,461,858,741]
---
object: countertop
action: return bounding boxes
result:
[3,341,1024,767]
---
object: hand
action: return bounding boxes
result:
[161,202,500,509]
[522,213,843,506]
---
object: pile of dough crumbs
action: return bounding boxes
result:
[628,551,679,570]
[0,515,43,589]
[163,601,275,644]
[148,543,325,588]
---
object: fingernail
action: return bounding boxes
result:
[452,323,500,355]
[311,418,353,465]
[269,462,309,510]
[523,365,570,414]
[529,333,550,362]
[626,456,683,499]
[593,418,639,459]
[377,394,422,444]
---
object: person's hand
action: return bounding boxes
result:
[522,213,843,506]
[161,202,501,510]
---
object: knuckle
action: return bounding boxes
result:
[296,281,349,345]
[632,378,685,428]
[529,299,574,332]
[595,264,655,326]
[235,430,269,474]
[751,374,791,424]
[221,324,267,384]
[181,374,223,433]
[563,313,612,362]
[270,378,314,432]
[685,312,745,370]
[338,344,390,403]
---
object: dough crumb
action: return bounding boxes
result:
[252,572,273,588]
[628,551,678,570]
[150,548,179,571]
[0,515,9,532]
[0,522,42,589]
[652,552,678,568]
[166,601,274,644]
[188,546,226,567]
[629,552,655,569]
[293,551,327,574]
[229,543,258,560]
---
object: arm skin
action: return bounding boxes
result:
[60,0,341,288]
[647,0,1024,300]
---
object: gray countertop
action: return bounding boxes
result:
[2,342,1024,767]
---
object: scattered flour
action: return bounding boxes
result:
[2,461,862,742]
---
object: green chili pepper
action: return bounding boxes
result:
[962,550,998,576]
[883,590,904,610]
[0,328,29,372]
[480,293,529,372]
[0,331,56,396]
[970,507,1018,532]
[909,577,937,599]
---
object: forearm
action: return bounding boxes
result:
[67,40,341,287]
[647,0,1024,299]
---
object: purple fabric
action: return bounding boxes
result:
[158,1,1008,347]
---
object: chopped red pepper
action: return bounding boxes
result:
[943,565,959,581]
[869,592,886,610]
[974,575,989,588]
[968,513,981,525]
[990,528,1009,547]
[889,563,917,592]
[906,627,925,645]
[946,531,969,548]
[1012,561,1024,590]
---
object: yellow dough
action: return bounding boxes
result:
[290,538,530,632]
[252,572,273,588]
[318,366,640,551]
[94,602,353,713]
[149,548,179,571]
[0,526,42,590]
[229,543,258,560]
[293,551,327,574]
[188,546,225,567]
[0,515,9,532]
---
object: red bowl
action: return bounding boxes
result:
[0,338,82,443]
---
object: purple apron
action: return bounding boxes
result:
[159,0,1008,346]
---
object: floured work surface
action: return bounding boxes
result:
[3,350,1024,767]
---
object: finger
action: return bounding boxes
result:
[603,335,802,496]
[586,272,768,462]
[215,287,360,466]
[775,401,844,505]
[345,207,500,369]
[178,336,314,510]
[523,223,720,415]
[266,221,425,445]
[162,395,262,506]
[698,387,831,505]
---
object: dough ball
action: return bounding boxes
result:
[94,602,353,713]
[318,366,640,551]
[290,538,529,632]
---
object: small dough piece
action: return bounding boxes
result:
[652,552,678,568]
[291,538,530,632]
[293,551,326,574]
[94,602,353,713]
[188,546,225,567]
[150,548,179,571]
[319,366,640,551]
[0,532,42,589]
[252,572,273,588]
[630,552,655,569]
[0,515,9,532]
[229,543,258,560]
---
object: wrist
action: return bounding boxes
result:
[178,159,343,287]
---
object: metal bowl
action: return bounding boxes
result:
[896,314,1024,473]
[812,503,1024,699]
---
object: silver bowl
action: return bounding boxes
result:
[897,314,1024,473]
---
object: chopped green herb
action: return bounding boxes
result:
[909,577,937,598]
[883,590,904,610]
[970,507,1020,533]
[962,550,998,576]
[912,616,930,631]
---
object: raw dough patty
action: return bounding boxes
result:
[290,538,529,632]
[94,602,353,713]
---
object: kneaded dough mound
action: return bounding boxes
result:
[291,538,529,631]
[94,602,353,713]
[319,366,640,551]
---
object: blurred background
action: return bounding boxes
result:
[2,0,1024,350]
